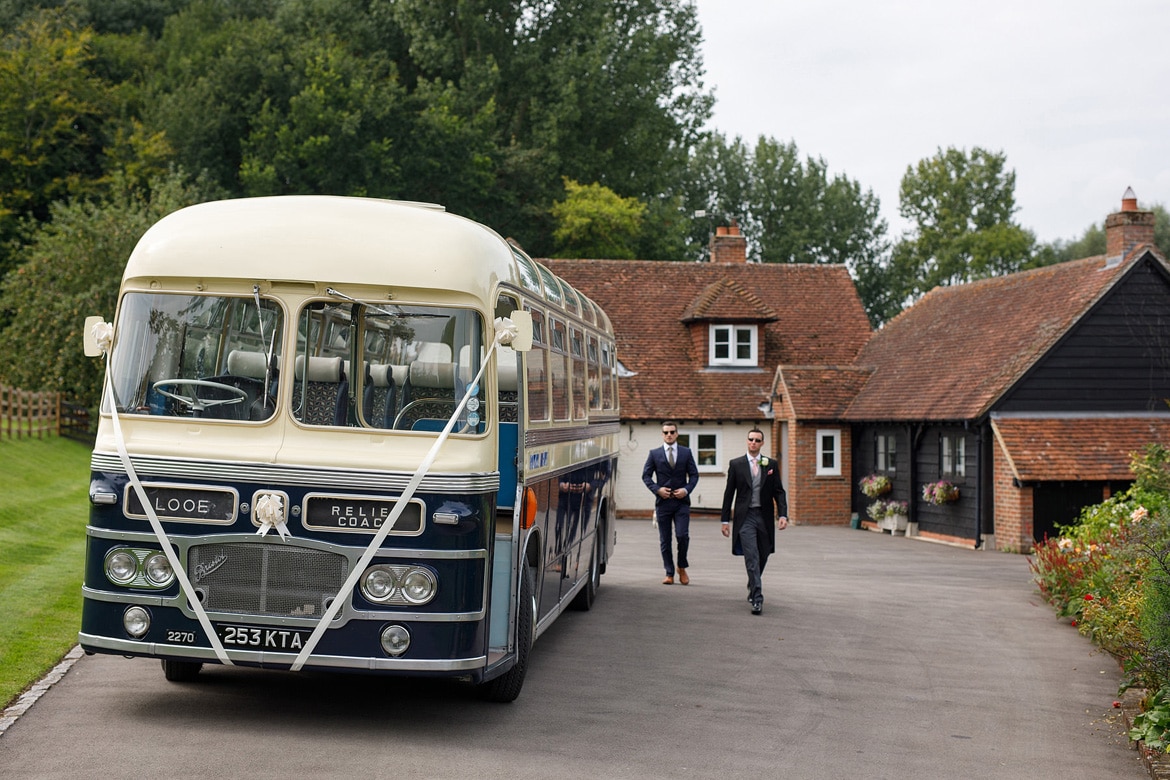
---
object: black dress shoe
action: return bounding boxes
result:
[751,600,762,615]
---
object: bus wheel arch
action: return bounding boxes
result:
[478,556,535,703]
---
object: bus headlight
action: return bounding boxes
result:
[362,567,396,602]
[143,553,175,587]
[401,568,437,605]
[360,565,437,606]
[106,549,139,585]
[380,625,410,657]
[123,606,151,639]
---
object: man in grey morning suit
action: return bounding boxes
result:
[642,420,700,584]
[721,427,788,614]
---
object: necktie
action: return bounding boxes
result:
[750,457,759,477]
[667,447,675,468]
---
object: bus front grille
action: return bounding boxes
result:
[188,542,350,619]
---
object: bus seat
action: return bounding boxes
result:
[409,356,455,389]
[367,364,399,428]
[225,349,278,421]
[293,355,345,425]
[226,349,268,379]
[398,347,456,429]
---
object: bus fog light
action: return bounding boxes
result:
[380,625,410,657]
[401,568,437,605]
[361,566,396,603]
[143,553,174,586]
[123,606,151,638]
[106,549,139,585]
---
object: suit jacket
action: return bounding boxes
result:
[721,454,787,558]
[642,445,700,508]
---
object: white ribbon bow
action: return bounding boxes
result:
[493,316,518,345]
[91,321,114,356]
[254,492,291,541]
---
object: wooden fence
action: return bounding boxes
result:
[0,385,94,443]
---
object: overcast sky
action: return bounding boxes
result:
[693,0,1170,244]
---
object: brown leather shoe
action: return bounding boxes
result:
[678,568,689,585]
[662,575,674,585]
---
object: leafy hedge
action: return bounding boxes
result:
[1031,443,1170,747]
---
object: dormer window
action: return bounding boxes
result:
[709,324,758,366]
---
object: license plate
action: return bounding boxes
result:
[216,624,309,651]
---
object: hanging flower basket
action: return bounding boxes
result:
[859,473,892,498]
[922,480,960,505]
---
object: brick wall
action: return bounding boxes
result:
[786,421,852,525]
[992,438,1034,553]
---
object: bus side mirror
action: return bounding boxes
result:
[83,315,107,357]
[507,310,533,352]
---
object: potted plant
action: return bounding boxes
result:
[859,473,892,498]
[866,499,889,523]
[922,480,960,505]
[884,500,909,534]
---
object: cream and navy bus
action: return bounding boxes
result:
[80,196,619,701]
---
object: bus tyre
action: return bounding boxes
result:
[161,658,203,682]
[570,532,601,611]
[479,566,534,703]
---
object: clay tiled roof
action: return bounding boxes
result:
[843,255,1127,422]
[778,366,874,420]
[544,259,871,421]
[680,279,776,322]
[992,416,1170,482]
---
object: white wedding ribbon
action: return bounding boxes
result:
[93,321,234,666]
[253,492,291,541]
[290,317,517,671]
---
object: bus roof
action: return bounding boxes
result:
[123,196,519,300]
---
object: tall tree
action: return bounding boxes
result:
[683,133,890,323]
[550,179,646,259]
[387,0,712,250]
[0,169,224,409]
[0,8,113,276]
[890,146,1035,304]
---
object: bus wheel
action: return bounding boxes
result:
[161,658,203,682]
[478,566,534,703]
[570,532,601,611]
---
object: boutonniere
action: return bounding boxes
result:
[759,457,769,467]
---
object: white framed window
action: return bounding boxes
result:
[709,324,758,366]
[677,429,721,473]
[875,433,896,472]
[816,429,842,476]
[941,435,966,477]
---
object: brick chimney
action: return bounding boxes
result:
[708,220,747,264]
[1105,187,1155,262]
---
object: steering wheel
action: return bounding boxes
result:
[153,379,248,415]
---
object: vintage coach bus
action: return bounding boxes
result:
[79,196,619,701]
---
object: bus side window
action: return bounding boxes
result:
[570,327,586,420]
[550,319,569,421]
[587,335,601,411]
[602,340,616,410]
[526,309,549,422]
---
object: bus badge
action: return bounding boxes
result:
[254,492,290,540]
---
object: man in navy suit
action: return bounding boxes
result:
[721,427,788,614]
[642,420,700,584]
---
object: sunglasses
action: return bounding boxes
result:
[747,437,763,443]
[662,430,677,435]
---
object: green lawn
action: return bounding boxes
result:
[0,436,91,709]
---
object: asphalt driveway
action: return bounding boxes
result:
[0,519,1148,779]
